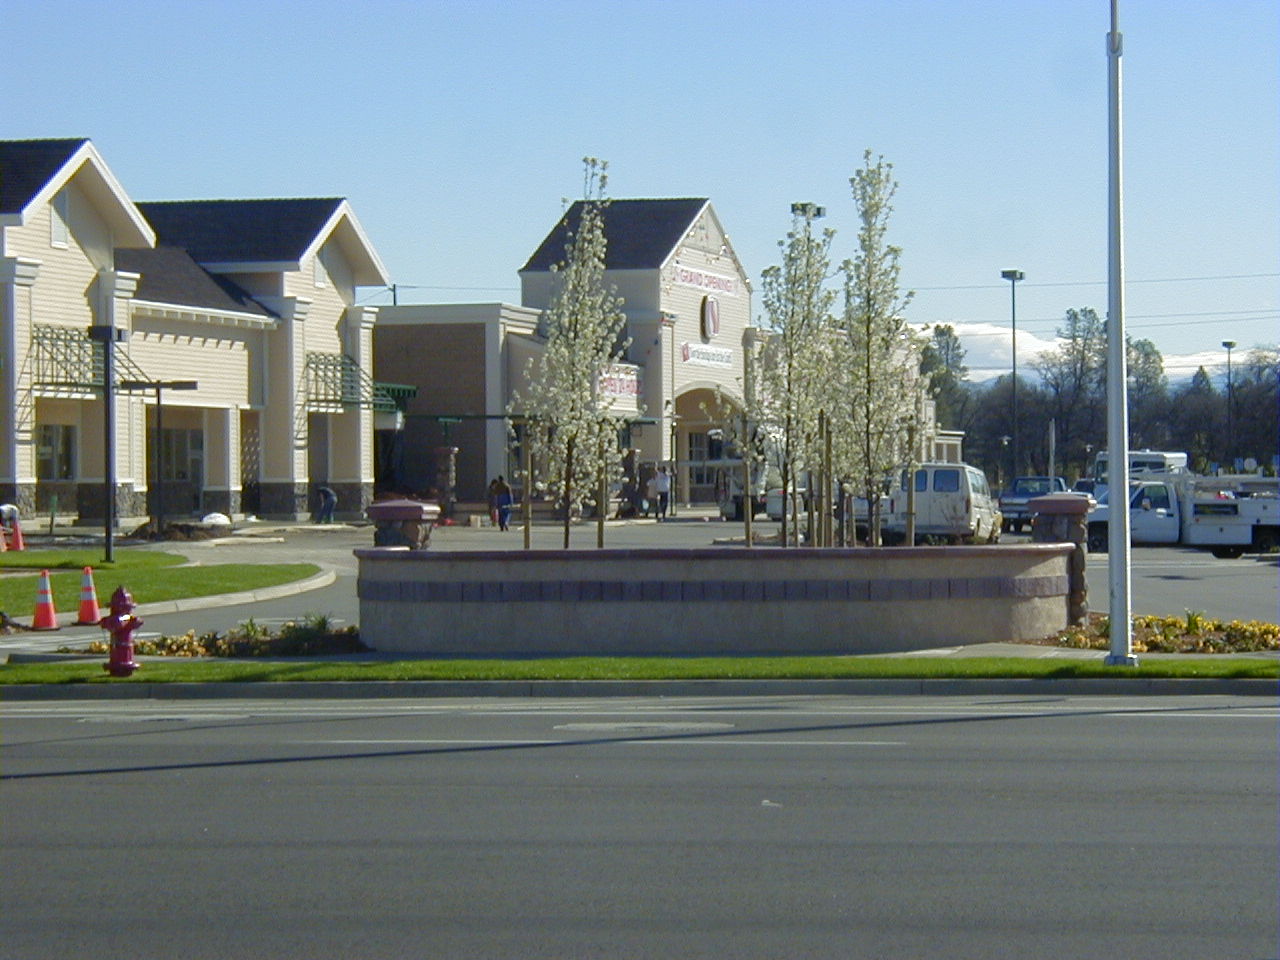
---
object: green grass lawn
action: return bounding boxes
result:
[2,655,1275,685]
[0,548,320,618]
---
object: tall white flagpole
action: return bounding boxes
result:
[1106,0,1137,666]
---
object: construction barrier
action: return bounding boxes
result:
[75,566,101,625]
[31,569,59,630]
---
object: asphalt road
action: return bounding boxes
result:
[3,517,1276,659]
[3,694,1276,959]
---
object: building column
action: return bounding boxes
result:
[80,269,143,523]
[0,257,40,515]
[255,296,311,519]
[329,305,376,516]
[202,407,241,517]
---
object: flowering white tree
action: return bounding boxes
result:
[758,205,837,546]
[513,158,631,548]
[833,151,920,544]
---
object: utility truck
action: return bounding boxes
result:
[1092,450,1188,499]
[1086,471,1279,558]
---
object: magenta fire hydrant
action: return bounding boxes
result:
[99,586,143,678]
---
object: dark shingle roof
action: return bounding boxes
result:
[521,198,708,272]
[136,198,344,265]
[0,138,88,215]
[114,247,277,319]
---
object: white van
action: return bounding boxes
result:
[884,462,1001,544]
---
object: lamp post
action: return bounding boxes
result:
[1221,339,1236,468]
[1001,269,1024,482]
[119,379,198,536]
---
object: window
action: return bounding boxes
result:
[36,424,75,479]
[313,250,329,288]
[1146,484,1171,511]
[159,428,203,480]
[933,469,961,493]
[50,191,69,247]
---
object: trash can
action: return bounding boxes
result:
[366,499,441,550]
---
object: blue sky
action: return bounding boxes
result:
[5,0,1275,382]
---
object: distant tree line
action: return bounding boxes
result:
[922,315,1280,486]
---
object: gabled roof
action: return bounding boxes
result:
[137,197,389,286]
[0,138,155,245]
[521,198,710,273]
[0,138,86,214]
[114,246,278,321]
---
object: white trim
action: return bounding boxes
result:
[376,302,542,329]
[297,200,390,287]
[16,141,155,247]
[199,260,299,274]
[130,300,279,329]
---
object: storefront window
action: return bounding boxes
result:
[36,424,75,480]
[687,431,725,486]
[159,428,203,481]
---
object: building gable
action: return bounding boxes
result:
[520,198,709,273]
[136,197,389,287]
[0,138,154,246]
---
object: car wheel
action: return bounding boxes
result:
[1087,526,1108,553]
[1211,546,1245,559]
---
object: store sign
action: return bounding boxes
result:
[672,265,740,298]
[680,341,733,368]
[599,364,640,398]
[700,296,719,340]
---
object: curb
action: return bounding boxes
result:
[2,677,1277,701]
[33,569,338,628]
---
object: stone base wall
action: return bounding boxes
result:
[258,482,310,521]
[357,545,1076,656]
[0,482,38,518]
[333,482,372,520]
[75,482,144,524]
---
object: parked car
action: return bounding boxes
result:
[884,462,1001,544]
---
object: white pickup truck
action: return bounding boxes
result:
[1086,472,1280,558]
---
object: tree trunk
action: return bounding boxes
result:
[563,436,574,549]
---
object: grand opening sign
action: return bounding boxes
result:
[671,265,740,298]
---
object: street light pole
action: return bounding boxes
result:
[87,325,129,562]
[1001,269,1024,482]
[1105,0,1137,666]
[1222,339,1236,468]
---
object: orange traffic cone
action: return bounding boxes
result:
[75,566,100,625]
[31,569,59,630]
[9,517,23,551]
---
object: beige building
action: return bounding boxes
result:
[521,198,754,504]
[376,198,757,506]
[0,138,391,523]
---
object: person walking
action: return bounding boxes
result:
[645,471,659,520]
[655,466,671,521]
[316,484,337,524]
[487,477,501,526]
[495,476,513,532]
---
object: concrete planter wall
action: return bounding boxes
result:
[356,544,1076,656]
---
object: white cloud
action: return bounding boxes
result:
[924,322,1235,386]
[916,321,1062,383]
